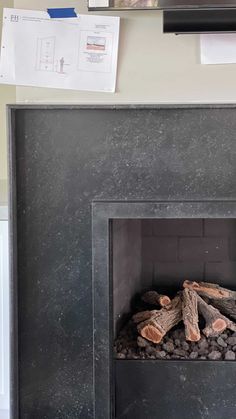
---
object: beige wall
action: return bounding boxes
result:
[15,0,236,104]
[0,2,15,204]
[1,0,236,201]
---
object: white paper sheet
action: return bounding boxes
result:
[201,34,236,65]
[0,8,120,92]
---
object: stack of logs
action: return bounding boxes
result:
[133,280,236,344]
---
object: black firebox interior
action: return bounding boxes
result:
[112,218,236,337]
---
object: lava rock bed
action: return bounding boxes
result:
[115,320,236,360]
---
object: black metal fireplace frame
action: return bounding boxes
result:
[92,200,236,419]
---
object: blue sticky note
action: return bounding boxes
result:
[47,8,77,18]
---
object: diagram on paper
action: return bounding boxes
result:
[78,30,113,73]
[0,8,120,92]
[35,37,69,74]
[36,37,55,71]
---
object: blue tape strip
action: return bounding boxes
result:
[47,8,77,18]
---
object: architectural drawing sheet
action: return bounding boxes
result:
[0,8,120,92]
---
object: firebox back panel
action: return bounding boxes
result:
[113,218,236,335]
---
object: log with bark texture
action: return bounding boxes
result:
[132,310,159,324]
[141,291,171,307]
[197,294,236,337]
[211,299,236,321]
[182,289,200,342]
[183,280,236,301]
[135,295,182,344]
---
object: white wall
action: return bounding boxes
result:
[0,218,9,419]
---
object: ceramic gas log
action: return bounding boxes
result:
[133,296,182,344]
[133,282,236,344]
[141,291,171,307]
[182,288,200,342]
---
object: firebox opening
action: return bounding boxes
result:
[112,218,236,361]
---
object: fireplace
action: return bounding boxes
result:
[9,106,236,419]
[113,217,236,333]
[93,202,236,419]
[113,218,236,358]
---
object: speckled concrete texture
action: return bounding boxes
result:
[10,106,236,418]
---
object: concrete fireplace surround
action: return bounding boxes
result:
[9,105,236,419]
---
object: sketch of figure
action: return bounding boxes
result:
[36,36,55,71]
[60,57,65,73]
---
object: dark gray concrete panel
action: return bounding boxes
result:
[115,360,236,419]
[9,106,236,418]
